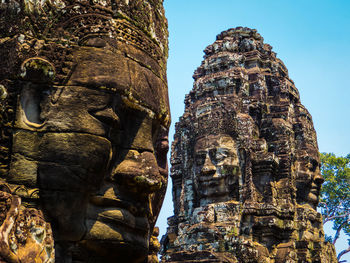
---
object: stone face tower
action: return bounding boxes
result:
[161,27,337,263]
[0,0,169,262]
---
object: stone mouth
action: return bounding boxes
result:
[90,206,149,234]
[198,173,239,184]
[89,195,152,222]
[310,182,320,192]
[79,239,149,262]
[85,198,151,253]
[310,186,320,196]
[198,175,227,181]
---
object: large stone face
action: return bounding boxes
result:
[161,27,337,263]
[0,0,169,262]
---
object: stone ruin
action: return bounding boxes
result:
[0,0,169,262]
[161,27,337,263]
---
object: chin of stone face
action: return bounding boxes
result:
[160,27,337,263]
[0,0,169,262]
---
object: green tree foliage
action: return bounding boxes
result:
[319,153,350,262]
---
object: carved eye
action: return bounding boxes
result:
[195,153,206,166]
[89,107,120,128]
[215,148,229,163]
[215,153,226,163]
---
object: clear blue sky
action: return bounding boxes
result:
[157,0,350,260]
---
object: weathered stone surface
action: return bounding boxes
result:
[0,0,169,262]
[161,27,337,262]
[0,187,54,262]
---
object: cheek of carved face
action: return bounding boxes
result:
[11,86,117,241]
[295,157,324,208]
[194,135,240,205]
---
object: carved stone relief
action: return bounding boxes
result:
[161,27,337,263]
[0,0,169,262]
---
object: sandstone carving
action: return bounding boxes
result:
[161,27,337,263]
[0,0,169,262]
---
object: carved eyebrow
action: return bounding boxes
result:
[217,148,230,152]
[195,151,208,156]
[217,148,236,155]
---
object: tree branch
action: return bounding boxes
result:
[323,213,350,224]
[333,221,347,245]
[319,201,329,216]
[338,245,350,262]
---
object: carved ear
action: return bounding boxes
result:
[20,84,45,126]
[18,58,56,127]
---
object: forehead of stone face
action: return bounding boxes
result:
[194,134,236,151]
[0,0,170,126]
[297,149,320,167]
[65,41,169,127]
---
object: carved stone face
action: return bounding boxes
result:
[295,153,324,209]
[194,134,240,207]
[9,40,169,262]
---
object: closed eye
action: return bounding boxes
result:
[195,153,207,165]
[88,107,120,128]
[215,148,231,162]
[215,152,227,162]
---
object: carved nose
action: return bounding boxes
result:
[201,155,216,175]
[113,150,162,193]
